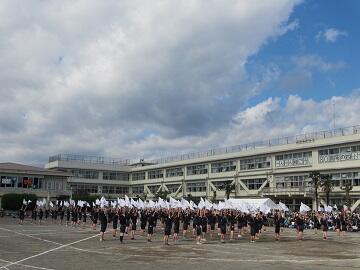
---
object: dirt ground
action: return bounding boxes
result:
[0,216,359,270]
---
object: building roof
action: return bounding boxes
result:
[0,162,71,177]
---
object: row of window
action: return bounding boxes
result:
[70,184,129,194]
[319,145,360,163]
[102,186,129,194]
[0,176,66,190]
[103,171,129,181]
[242,178,267,190]
[275,151,312,168]
[240,157,271,170]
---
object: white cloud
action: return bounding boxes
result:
[0,0,303,164]
[316,27,348,43]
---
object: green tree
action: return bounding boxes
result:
[340,179,353,208]
[320,174,334,206]
[221,182,236,200]
[155,188,170,200]
[1,193,38,211]
[211,190,217,202]
[309,171,321,210]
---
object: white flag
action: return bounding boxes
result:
[300,202,311,213]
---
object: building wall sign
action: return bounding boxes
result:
[319,152,360,163]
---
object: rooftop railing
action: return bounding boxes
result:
[145,125,360,165]
[48,125,360,167]
[48,154,132,166]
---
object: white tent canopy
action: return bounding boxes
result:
[227,198,278,213]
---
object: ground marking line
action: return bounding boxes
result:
[0,227,101,254]
[0,258,55,270]
[0,233,99,269]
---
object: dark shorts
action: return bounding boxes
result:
[298,225,304,232]
[120,225,126,233]
[250,227,257,236]
[210,224,215,231]
[275,225,280,234]
[196,227,202,236]
[100,223,107,233]
[148,225,154,235]
[164,228,171,236]
[140,222,146,230]
[220,226,226,235]
[132,224,136,231]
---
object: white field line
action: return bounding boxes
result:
[0,234,99,269]
[0,258,55,270]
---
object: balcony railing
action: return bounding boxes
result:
[49,154,131,166]
[145,125,360,165]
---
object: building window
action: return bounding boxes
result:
[211,160,236,173]
[0,176,18,188]
[72,169,99,179]
[212,180,232,190]
[103,171,129,181]
[132,185,144,194]
[166,184,181,193]
[319,145,360,163]
[148,170,164,179]
[186,164,208,175]
[148,185,160,194]
[132,172,146,181]
[242,178,267,190]
[275,151,312,168]
[71,184,98,194]
[166,167,184,177]
[275,175,309,189]
[102,185,128,194]
[240,157,271,170]
[187,182,206,192]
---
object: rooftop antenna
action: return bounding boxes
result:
[332,100,336,129]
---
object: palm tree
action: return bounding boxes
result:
[155,188,170,200]
[320,174,333,205]
[309,171,321,210]
[221,182,236,200]
[340,180,353,208]
[212,190,217,202]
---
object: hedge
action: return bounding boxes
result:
[1,193,38,211]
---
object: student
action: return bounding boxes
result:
[201,209,208,242]
[38,208,44,225]
[163,209,173,245]
[194,210,203,245]
[321,214,328,240]
[140,209,147,236]
[59,207,65,225]
[147,210,155,242]
[173,209,180,242]
[208,210,217,240]
[31,206,37,224]
[229,210,236,241]
[66,207,71,226]
[99,207,108,242]
[112,208,118,238]
[130,209,138,240]
[274,211,283,241]
[19,204,26,225]
[219,211,227,243]
[182,209,190,239]
[248,214,256,243]
[119,208,127,243]
[296,214,305,241]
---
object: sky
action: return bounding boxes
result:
[1,0,360,165]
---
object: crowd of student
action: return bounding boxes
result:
[18,203,360,245]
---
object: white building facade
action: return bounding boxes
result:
[45,126,360,211]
